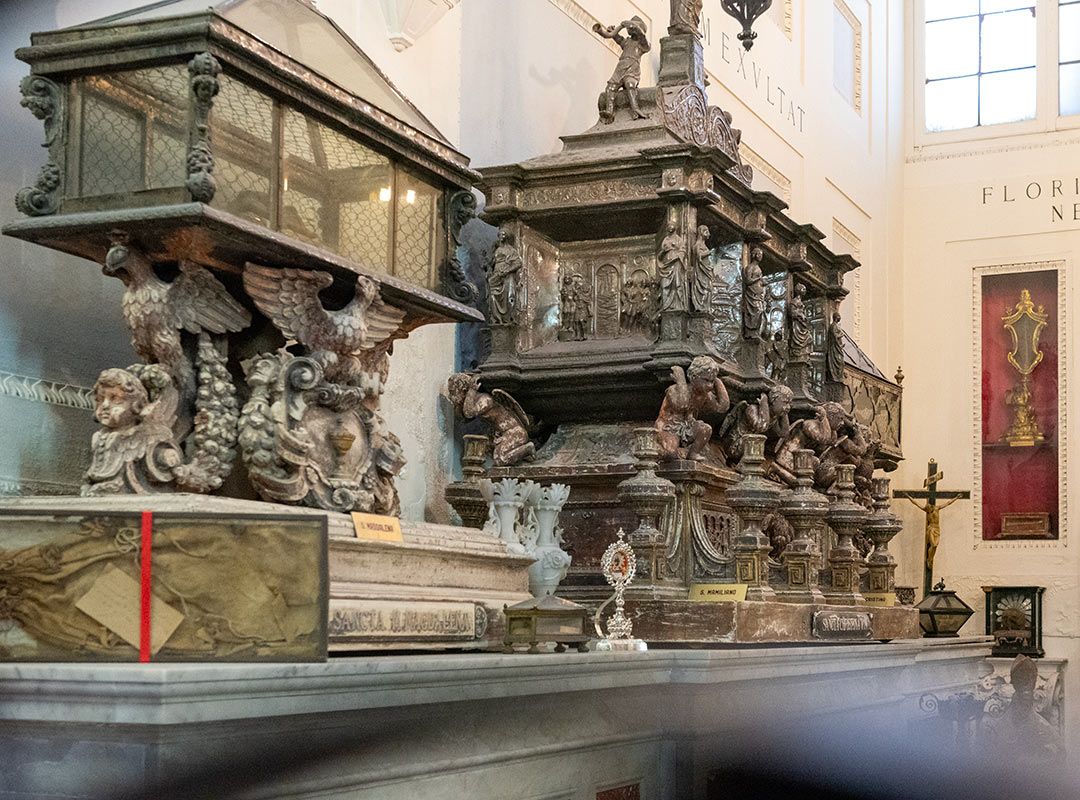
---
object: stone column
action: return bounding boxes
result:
[727,434,779,601]
[824,464,866,605]
[776,449,827,604]
[863,476,902,595]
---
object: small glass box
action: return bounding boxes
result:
[503,595,590,654]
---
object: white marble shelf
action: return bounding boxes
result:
[0,638,993,726]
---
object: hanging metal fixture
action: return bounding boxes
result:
[720,0,774,51]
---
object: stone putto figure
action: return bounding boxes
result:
[788,282,812,361]
[718,383,792,467]
[593,16,651,123]
[487,225,524,324]
[658,222,688,312]
[826,311,846,382]
[741,244,765,339]
[445,372,536,466]
[668,0,704,36]
[690,224,712,313]
[655,355,731,462]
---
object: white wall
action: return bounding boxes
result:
[896,1,1080,738]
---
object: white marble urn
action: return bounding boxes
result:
[522,483,572,597]
[479,477,535,555]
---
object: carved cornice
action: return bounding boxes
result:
[0,370,94,411]
[519,178,657,210]
[971,260,1068,550]
[831,219,861,341]
[833,0,862,115]
[739,143,790,203]
[0,475,80,497]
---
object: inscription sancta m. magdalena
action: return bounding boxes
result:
[329,600,485,641]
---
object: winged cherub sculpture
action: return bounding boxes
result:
[103,230,251,403]
[445,373,536,466]
[243,263,406,387]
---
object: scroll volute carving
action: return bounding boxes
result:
[15,75,64,216]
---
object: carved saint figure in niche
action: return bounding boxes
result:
[445,372,535,466]
[572,274,593,341]
[741,245,765,339]
[620,271,653,334]
[691,224,713,313]
[559,273,577,338]
[763,331,786,380]
[83,366,182,496]
[826,311,846,382]
[487,225,523,325]
[593,16,651,122]
[788,282,812,361]
[668,0,703,36]
[655,355,731,461]
[658,222,688,312]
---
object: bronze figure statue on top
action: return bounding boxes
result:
[668,0,704,36]
[593,16,651,122]
[655,356,730,461]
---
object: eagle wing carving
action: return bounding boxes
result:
[169,260,251,335]
[243,262,404,353]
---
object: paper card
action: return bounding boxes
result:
[351,512,403,542]
[75,565,184,656]
[863,592,896,607]
[690,583,748,602]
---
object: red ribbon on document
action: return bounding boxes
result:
[139,510,153,662]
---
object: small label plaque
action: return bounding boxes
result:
[863,593,896,607]
[812,610,873,640]
[351,512,403,542]
[75,565,185,655]
[690,583,748,602]
[328,599,482,641]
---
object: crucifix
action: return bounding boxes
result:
[893,459,970,596]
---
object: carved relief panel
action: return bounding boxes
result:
[556,237,657,344]
[521,227,560,352]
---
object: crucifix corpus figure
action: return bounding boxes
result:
[593,16,651,123]
[893,459,970,596]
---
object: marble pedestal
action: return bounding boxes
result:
[0,495,533,653]
[0,639,997,799]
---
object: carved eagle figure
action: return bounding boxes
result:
[242,262,406,385]
[103,232,251,402]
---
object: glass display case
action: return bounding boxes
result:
[7,0,478,316]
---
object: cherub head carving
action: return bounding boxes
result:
[93,368,148,429]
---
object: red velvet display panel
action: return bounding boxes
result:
[980,269,1059,539]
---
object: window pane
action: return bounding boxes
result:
[281,108,393,270]
[980,0,1034,13]
[1061,3,1080,63]
[980,67,1036,124]
[1062,62,1080,115]
[212,75,275,229]
[982,9,1036,72]
[926,17,979,79]
[394,170,443,290]
[926,75,979,130]
[926,0,978,20]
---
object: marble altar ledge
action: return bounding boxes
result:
[0,638,992,727]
